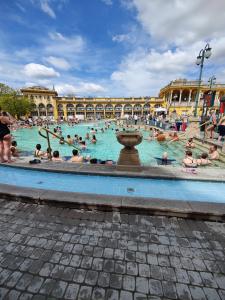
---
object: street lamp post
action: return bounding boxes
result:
[194,43,212,117]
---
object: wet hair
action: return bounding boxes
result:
[92,135,96,140]
[36,144,41,150]
[188,138,193,142]
[72,149,78,156]
[67,135,71,138]
[12,141,17,147]
[186,150,192,156]
[53,150,59,158]
[79,137,82,141]
[46,147,52,153]
[90,158,98,164]
[81,141,86,145]
[201,153,208,159]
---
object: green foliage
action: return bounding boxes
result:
[0,82,33,118]
[0,83,15,95]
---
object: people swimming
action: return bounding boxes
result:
[67,135,73,145]
[186,138,195,148]
[59,137,65,145]
[10,141,19,157]
[197,153,212,166]
[209,145,219,160]
[91,135,97,144]
[52,150,63,162]
[183,151,198,168]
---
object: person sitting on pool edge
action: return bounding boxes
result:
[34,144,45,158]
[70,149,83,163]
[197,153,212,166]
[52,150,63,162]
[209,145,219,160]
[10,141,19,157]
[182,150,198,168]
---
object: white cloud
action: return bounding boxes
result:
[23,63,60,79]
[101,0,113,5]
[45,56,70,70]
[112,34,130,43]
[56,82,106,96]
[45,32,85,57]
[131,0,225,46]
[40,0,56,18]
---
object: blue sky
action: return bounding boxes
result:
[0,0,225,96]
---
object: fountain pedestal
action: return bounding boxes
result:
[116,131,143,171]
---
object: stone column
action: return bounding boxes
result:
[63,104,67,121]
[179,90,183,103]
[187,90,191,102]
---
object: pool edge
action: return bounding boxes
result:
[1,183,225,222]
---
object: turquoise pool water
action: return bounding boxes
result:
[12,122,221,166]
[0,166,225,202]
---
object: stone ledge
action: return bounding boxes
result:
[1,183,225,221]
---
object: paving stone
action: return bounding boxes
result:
[39,278,57,295]
[78,285,92,300]
[62,266,76,281]
[81,256,93,269]
[110,273,122,289]
[5,271,23,287]
[215,274,225,289]
[39,262,55,277]
[150,265,163,280]
[51,264,65,279]
[176,283,192,300]
[175,268,190,284]
[4,290,21,300]
[189,286,206,300]
[158,255,170,267]
[92,287,105,300]
[64,283,80,300]
[149,279,163,297]
[106,288,119,300]
[203,287,220,300]
[136,277,148,294]
[16,273,34,291]
[147,254,158,266]
[162,267,176,282]
[51,280,68,298]
[162,281,177,299]
[127,262,138,276]
[98,272,110,287]
[90,258,102,271]
[115,261,126,274]
[120,290,133,300]
[123,275,135,291]
[93,247,104,258]
[19,292,33,300]
[70,254,81,267]
[114,249,125,260]
[0,287,9,298]
[103,259,114,272]
[139,264,150,277]
[188,270,203,286]
[200,271,217,288]
[73,269,86,283]
[27,276,44,293]
[134,293,148,300]
[85,270,98,286]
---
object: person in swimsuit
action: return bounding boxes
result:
[218,115,225,143]
[182,151,197,168]
[0,111,13,163]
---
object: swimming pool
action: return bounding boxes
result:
[0,166,225,203]
[12,122,214,166]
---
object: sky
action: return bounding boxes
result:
[0,0,225,97]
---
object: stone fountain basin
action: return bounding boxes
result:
[116,131,143,147]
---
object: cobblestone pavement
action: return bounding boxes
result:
[0,200,225,300]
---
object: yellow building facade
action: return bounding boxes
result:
[21,86,164,120]
[21,79,225,120]
[159,79,225,115]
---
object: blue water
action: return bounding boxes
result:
[0,166,225,203]
[11,123,202,166]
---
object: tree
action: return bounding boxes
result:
[0,83,15,95]
[0,82,33,118]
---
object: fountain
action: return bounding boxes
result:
[116,130,143,171]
